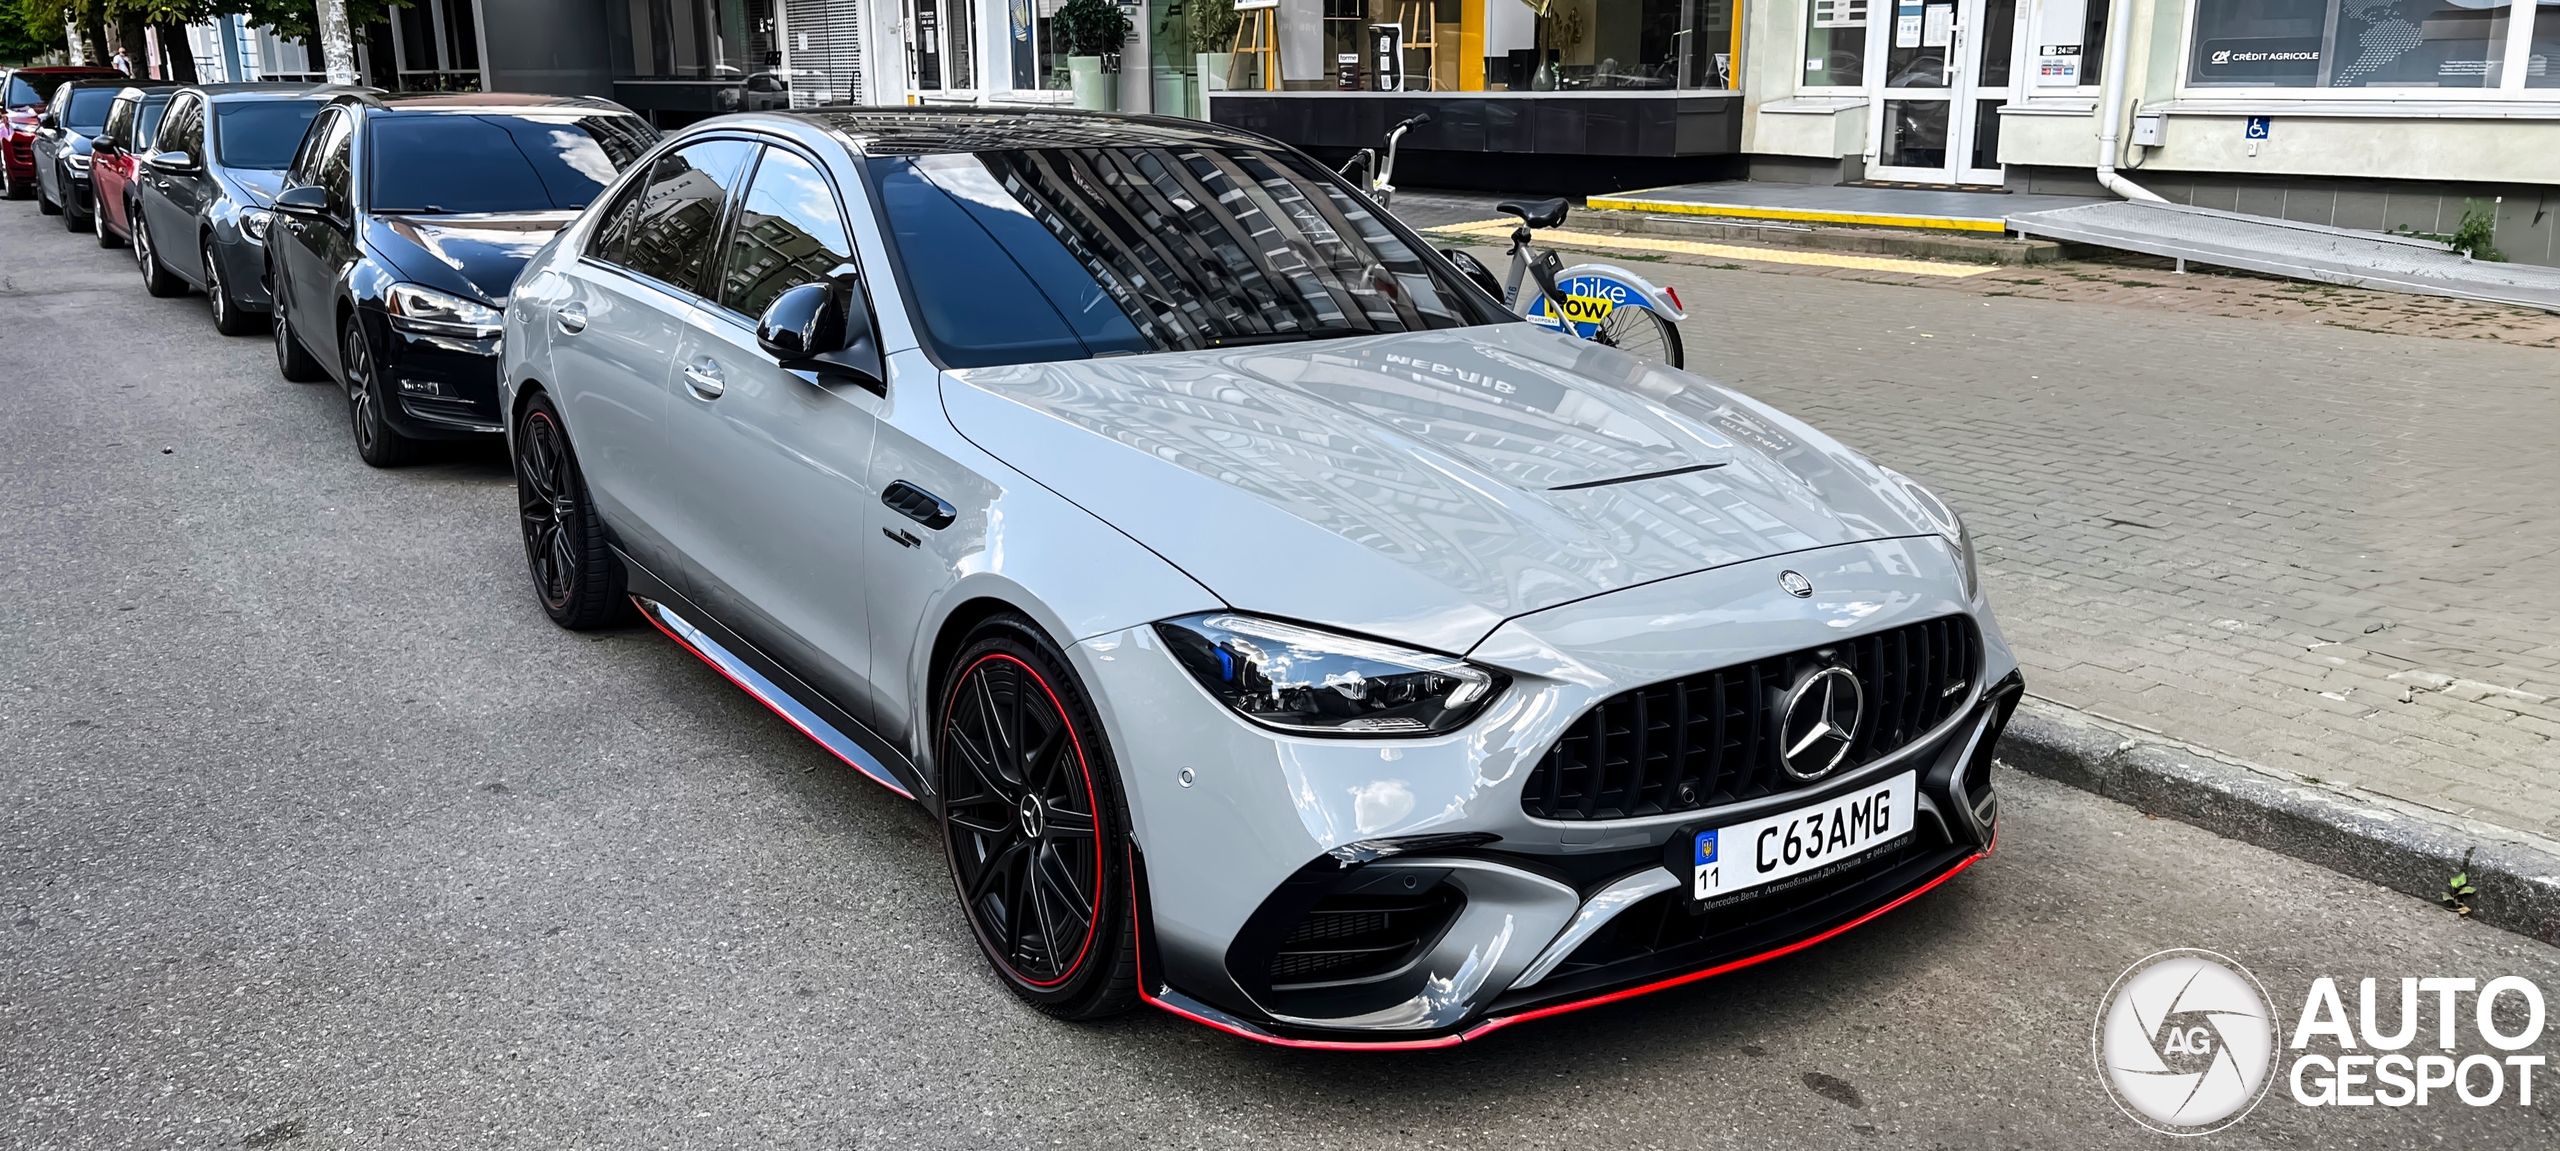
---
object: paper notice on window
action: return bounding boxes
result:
[1895,1,1923,49]
[1922,3,1953,48]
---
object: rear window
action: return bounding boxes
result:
[366,112,657,214]
[63,88,118,133]
[136,98,168,146]
[866,144,1502,370]
[212,100,320,169]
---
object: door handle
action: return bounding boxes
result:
[682,357,725,399]
[556,302,587,334]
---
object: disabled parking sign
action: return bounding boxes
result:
[2245,116,2271,140]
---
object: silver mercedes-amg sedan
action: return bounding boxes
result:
[497,109,2022,1049]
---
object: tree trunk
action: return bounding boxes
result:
[79,13,109,69]
[316,0,359,86]
[156,24,200,84]
[114,12,148,75]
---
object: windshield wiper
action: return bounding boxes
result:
[376,205,453,214]
[1207,331,1316,347]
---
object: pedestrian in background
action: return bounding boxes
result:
[111,47,131,75]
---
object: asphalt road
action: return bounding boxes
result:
[3,203,2555,1151]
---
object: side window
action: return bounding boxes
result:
[288,109,339,185]
[716,148,854,319]
[314,113,354,214]
[100,97,130,149]
[158,97,201,157]
[585,171,647,263]
[614,138,756,294]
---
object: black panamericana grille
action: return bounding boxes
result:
[1265,887,1464,987]
[1521,615,1980,821]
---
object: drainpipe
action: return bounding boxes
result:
[2093,0,2164,202]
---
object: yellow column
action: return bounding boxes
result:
[1461,0,1486,90]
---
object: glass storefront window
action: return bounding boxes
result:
[1011,0,1070,89]
[1802,0,1870,87]
[2529,0,2560,86]
[1477,0,1733,90]
[2189,0,2511,88]
[615,0,751,79]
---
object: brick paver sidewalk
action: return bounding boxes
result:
[1409,194,2560,840]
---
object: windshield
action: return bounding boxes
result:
[63,88,117,133]
[212,101,323,169]
[366,112,655,213]
[867,144,1504,369]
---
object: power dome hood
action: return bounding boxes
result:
[940,325,1947,655]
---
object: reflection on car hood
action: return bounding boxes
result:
[369,211,579,304]
[226,168,283,208]
[941,324,1947,654]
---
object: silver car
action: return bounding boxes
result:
[497,109,2022,1048]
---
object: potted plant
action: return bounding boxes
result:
[1191,0,1240,99]
[1058,0,1131,111]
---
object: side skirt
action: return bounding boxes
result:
[618,549,926,802]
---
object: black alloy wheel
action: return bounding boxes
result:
[94,197,123,248]
[342,314,418,468]
[513,391,628,630]
[271,285,325,382]
[0,163,20,200]
[61,170,87,231]
[939,617,1137,1020]
[135,211,184,297]
[203,240,257,336]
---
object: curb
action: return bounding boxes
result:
[1995,701,2560,947]
[1577,206,2066,265]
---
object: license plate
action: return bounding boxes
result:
[1693,772,1916,901]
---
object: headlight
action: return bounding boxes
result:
[65,152,89,171]
[1155,613,1506,737]
[1896,477,1979,601]
[384,281,502,338]
[240,208,272,242]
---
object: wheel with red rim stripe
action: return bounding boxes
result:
[939,617,1136,1018]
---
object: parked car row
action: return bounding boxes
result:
[2,81,2020,1050]
[1,67,658,466]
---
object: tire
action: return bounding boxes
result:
[513,391,630,630]
[0,164,22,200]
[95,197,124,248]
[62,174,88,232]
[204,239,258,336]
[1594,303,1684,370]
[938,615,1139,1021]
[135,212,185,297]
[271,291,326,382]
[342,313,419,468]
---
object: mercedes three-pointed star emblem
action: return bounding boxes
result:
[1777,666,1865,781]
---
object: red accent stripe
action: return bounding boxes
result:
[1139,836,1993,1050]
[633,597,912,799]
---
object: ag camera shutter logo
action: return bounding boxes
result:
[2095,949,2278,1134]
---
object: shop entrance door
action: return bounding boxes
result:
[1865,0,2017,185]
[905,0,978,94]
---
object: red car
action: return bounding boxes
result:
[2,66,124,199]
[86,85,174,248]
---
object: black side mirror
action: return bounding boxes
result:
[1441,249,1504,301]
[148,150,193,171]
[272,184,328,216]
[36,112,54,130]
[756,279,883,391]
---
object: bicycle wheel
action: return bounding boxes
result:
[1593,304,1683,369]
